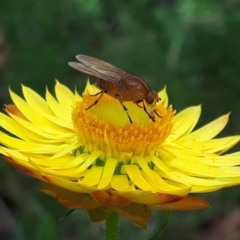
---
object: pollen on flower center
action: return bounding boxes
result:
[72,87,175,157]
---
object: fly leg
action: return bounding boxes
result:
[153,109,161,118]
[85,91,105,110]
[118,100,133,124]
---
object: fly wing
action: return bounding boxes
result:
[68,54,126,83]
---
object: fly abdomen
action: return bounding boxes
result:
[97,79,108,90]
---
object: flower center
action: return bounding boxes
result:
[72,88,175,157]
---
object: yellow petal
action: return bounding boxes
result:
[215,152,240,166]
[122,165,154,191]
[80,166,103,186]
[46,88,71,123]
[22,85,52,114]
[111,175,131,191]
[42,174,88,193]
[136,156,190,194]
[98,158,118,189]
[171,106,201,140]
[158,86,168,107]
[9,89,67,133]
[180,114,230,141]
[55,81,75,114]
[0,112,34,141]
[166,156,240,178]
[75,150,104,172]
[179,136,240,154]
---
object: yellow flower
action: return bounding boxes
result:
[1,81,240,229]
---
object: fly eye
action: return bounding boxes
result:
[146,92,154,104]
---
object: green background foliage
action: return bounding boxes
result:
[0,0,240,239]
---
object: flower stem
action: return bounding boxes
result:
[148,211,170,240]
[105,212,119,240]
